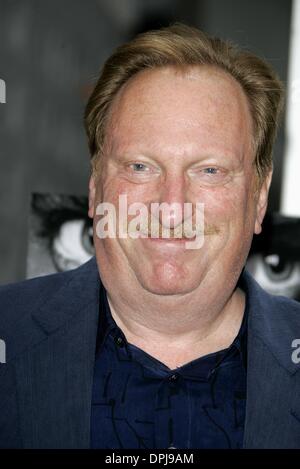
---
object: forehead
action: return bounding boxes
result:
[105,65,254,160]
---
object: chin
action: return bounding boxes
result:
[136,262,200,296]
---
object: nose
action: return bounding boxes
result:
[154,174,187,229]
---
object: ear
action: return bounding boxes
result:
[88,175,96,219]
[254,169,273,235]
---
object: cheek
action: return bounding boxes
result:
[198,187,246,223]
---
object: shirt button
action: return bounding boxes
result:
[169,373,179,383]
[115,336,124,348]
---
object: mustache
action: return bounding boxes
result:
[120,217,219,238]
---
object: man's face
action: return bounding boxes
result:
[89,66,271,296]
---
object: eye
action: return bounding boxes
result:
[202,167,219,174]
[264,254,293,281]
[129,163,150,172]
[246,253,300,300]
[189,165,230,186]
[51,220,94,272]
[126,162,160,180]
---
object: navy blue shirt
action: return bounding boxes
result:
[91,282,248,449]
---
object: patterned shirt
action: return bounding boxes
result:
[91,282,248,449]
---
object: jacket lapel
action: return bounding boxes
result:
[15,258,100,448]
[242,271,300,448]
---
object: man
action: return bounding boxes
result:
[1,23,300,449]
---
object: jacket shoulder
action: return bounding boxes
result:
[0,257,99,366]
[244,269,300,318]
[0,268,79,340]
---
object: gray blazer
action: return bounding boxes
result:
[1,257,300,448]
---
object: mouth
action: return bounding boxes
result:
[144,235,196,242]
[137,232,199,250]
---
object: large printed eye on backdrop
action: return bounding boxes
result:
[27,193,300,301]
[27,193,94,277]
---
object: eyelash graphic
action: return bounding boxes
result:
[31,193,94,272]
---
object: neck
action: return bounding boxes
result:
[105,281,246,369]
